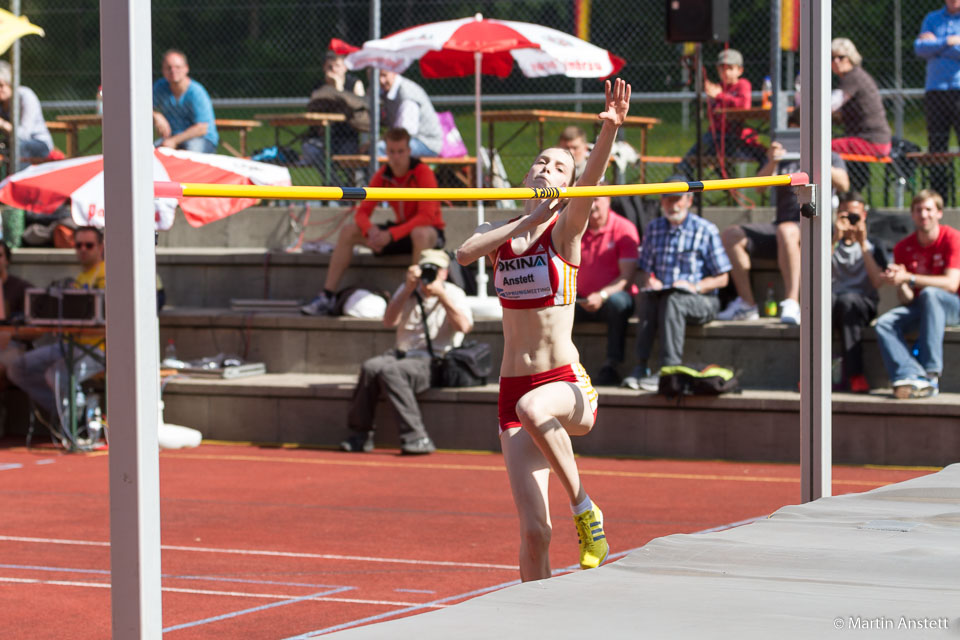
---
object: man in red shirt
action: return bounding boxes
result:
[302,127,445,315]
[676,49,767,179]
[575,194,639,385]
[875,189,960,398]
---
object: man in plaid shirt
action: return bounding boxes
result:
[621,176,732,391]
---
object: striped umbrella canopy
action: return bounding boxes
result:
[0,147,291,230]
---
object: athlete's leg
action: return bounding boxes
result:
[514,380,595,506]
[500,427,552,582]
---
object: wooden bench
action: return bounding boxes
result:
[331,154,478,188]
[214,119,261,157]
[840,151,960,207]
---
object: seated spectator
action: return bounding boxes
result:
[152,49,218,153]
[831,192,887,393]
[621,175,731,391]
[557,126,589,180]
[676,49,767,179]
[718,142,850,324]
[830,38,892,159]
[575,193,639,386]
[339,249,473,455]
[302,128,445,316]
[0,61,53,169]
[302,50,370,163]
[0,241,34,389]
[7,227,106,427]
[875,190,960,399]
[376,70,443,158]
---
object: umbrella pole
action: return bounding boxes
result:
[474,51,487,299]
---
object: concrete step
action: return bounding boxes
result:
[12,246,898,317]
[157,310,960,392]
[160,372,960,467]
[11,248,430,308]
[154,205,783,251]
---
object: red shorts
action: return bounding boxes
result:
[498,363,599,433]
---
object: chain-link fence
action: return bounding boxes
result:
[10,0,956,206]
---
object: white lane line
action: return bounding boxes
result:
[0,535,518,571]
[0,576,447,608]
[0,464,23,471]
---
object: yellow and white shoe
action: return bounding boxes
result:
[573,502,609,569]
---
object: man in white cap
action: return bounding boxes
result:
[340,249,473,455]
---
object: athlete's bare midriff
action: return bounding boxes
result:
[500,304,580,377]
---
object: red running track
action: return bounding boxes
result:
[0,441,933,639]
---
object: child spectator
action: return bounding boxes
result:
[676,49,767,179]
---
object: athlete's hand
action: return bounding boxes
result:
[527,197,562,227]
[598,78,631,127]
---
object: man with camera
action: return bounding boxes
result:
[831,192,887,393]
[340,249,473,455]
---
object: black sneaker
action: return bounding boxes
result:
[594,365,621,387]
[340,431,375,453]
[400,436,436,455]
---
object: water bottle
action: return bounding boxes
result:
[164,338,177,361]
[96,85,103,115]
[87,404,103,444]
[763,283,778,318]
[761,76,772,109]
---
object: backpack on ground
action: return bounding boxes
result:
[658,364,740,397]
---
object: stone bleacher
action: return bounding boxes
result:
[8,204,960,466]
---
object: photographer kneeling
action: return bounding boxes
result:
[339,249,473,455]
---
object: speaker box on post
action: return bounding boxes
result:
[666,0,729,43]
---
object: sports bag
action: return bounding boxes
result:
[415,292,492,387]
[430,341,492,388]
[658,364,740,397]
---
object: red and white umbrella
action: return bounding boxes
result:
[346,14,624,300]
[0,147,292,230]
[345,15,624,79]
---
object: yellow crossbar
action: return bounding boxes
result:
[154,173,808,203]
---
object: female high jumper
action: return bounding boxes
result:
[456,78,631,581]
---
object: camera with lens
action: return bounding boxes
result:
[846,213,860,225]
[419,263,440,284]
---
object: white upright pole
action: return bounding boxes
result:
[475,47,487,299]
[10,0,21,173]
[800,0,832,502]
[101,0,163,636]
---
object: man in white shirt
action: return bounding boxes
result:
[340,249,473,454]
[377,70,444,157]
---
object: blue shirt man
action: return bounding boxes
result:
[622,177,732,391]
[914,1,960,196]
[153,49,218,153]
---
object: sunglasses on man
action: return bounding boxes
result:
[75,242,98,250]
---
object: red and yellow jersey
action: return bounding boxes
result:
[494,219,578,309]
